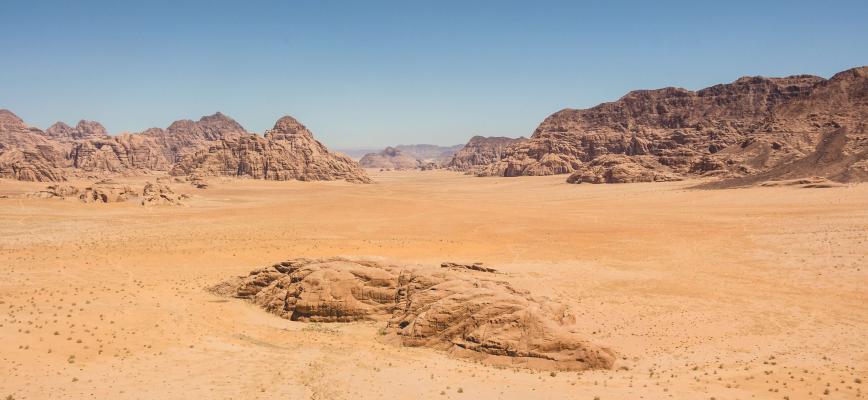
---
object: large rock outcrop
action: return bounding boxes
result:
[171,116,372,183]
[566,154,681,184]
[359,147,420,170]
[140,181,187,206]
[448,136,527,173]
[210,257,616,371]
[0,110,68,181]
[482,66,868,184]
[0,149,67,182]
[78,180,137,203]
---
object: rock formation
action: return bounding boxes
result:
[479,66,868,185]
[210,257,616,371]
[0,110,68,181]
[448,136,527,173]
[566,154,681,184]
[0,110,252,181]
[141,181,187,206]
[44,120,109,140]
[79,180,137,203]
[171,116,372,183]
[359,147,420,170]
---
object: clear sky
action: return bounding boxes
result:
[2,1,866,148]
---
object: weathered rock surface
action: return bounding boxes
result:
[359,147,420,170]
[0,110,68,181]
[210,257,615,371]
[171,116,372,183]
[566,154,682,184]
[0,149,67,182]
[79,180,137,203]
[480,66,868,185]
[141,181,187,206]
[0,111,251,181]
[440,261,497,273]
[448,136,527,173]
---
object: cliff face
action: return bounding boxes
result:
[484,66,868,184]
[0,110,68,181]
[170,116,372,183]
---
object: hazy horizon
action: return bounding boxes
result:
[3,0,867,148]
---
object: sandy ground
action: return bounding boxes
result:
[1,170,866,399]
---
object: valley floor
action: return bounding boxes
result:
[1,170,866,399]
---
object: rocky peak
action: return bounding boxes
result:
[265,115,312,141]
[171,114,372,183]
[45,119,108,139]
[0,109,27,131]
[45,122,73,137]
[75,120,109,137]
[166,112,246,141]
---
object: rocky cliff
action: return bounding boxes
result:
[481,66,868,184]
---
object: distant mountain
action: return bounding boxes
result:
[0,111,370,183]
[471,66,868,185]
[359,147,420,170]
[172,116,371,183]
[357,143,464,169]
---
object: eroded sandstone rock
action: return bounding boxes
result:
[448,136,527,173]
[480,66,868,185]
[210,257,615,371]
[566,154,682,184]
[79,180,137,203]
[171,116,372,183]
[140,181,187,206]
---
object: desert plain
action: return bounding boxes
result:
[0,170,866,399]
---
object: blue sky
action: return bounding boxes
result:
[2,1,866,148]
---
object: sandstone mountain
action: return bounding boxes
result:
[0,110,370,184]
[448,135,527,172]
[171,116,371,183]
[210,257,616,371]
[479,66,868,185]
[359,147,420,170]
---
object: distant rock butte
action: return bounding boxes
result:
[0,110,370,183]
[210,257,616,371]
[357,144,463,170]
[359,147,420,170]
[476,66,868,185]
